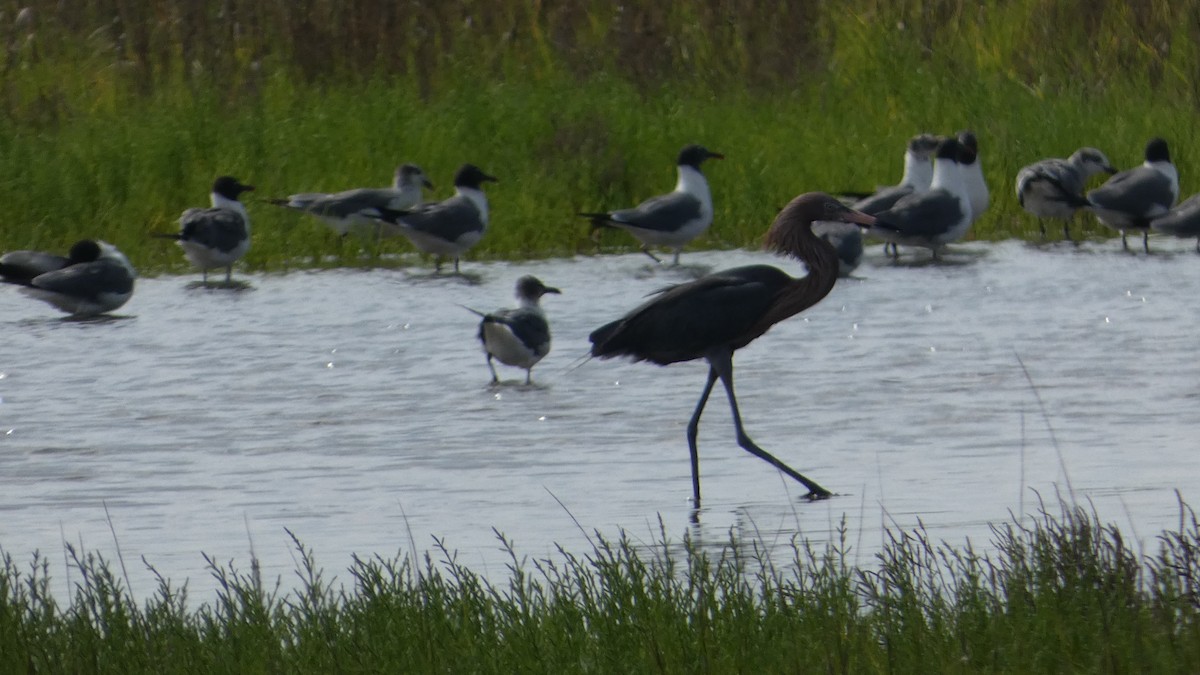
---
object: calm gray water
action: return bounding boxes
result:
[1,240,1197,600]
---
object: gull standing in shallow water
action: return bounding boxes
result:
[159,176,255,286]
[370,164,496,273]
[589,193,881,507]
[466,275,560,385]
[0,239,136,316]
[847,133,942,215]
[267,164,433,238]
[1086,137,1178,252]
[811,221,864,277]
[580,144,723,266]
[1150,193,1200,252]
[835,133,941,261]
[1015,147,1117,240]
[868,138,973,259]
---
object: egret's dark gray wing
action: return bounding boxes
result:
[31,259,134,298]
[590,265,791,365]
[180,208,248,253]
[607,192,702,232]
[1151,194,1200,236]
[383,195,482,242]
[0,251,70,284]
[306,188,403,218]
[875,189,966,237]
[852,184,914,215]
[481,308,551,353]
[1087,168,1174,214]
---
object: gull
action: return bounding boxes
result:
[811,221,864,277]
[268,164,433,238]
[158,176,255,286]
[370,164,496,273]
[849,133,942,214]
[1087,137,1178,252]
[1150,193,1200,252]
[0,239,136,316]
[580,144,724,265]
[1015,147,1117,239]
[846,133,941,259]
[869,138,973,259]
[957,130,990,224]
[465,275,560,385]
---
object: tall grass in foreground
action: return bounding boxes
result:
[2,500,1200,672]
[0,0,1198,271]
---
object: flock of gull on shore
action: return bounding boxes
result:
[2,132,1192,502]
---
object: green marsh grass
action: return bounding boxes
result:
[1,0,1199,272]
[2,499,1200,672]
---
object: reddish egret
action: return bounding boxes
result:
[156,176,255,286]
[589,192,878,506]
[581,144,723,265]
[369,164,496,273]
[268,164,433,238]
[0,239,136,316]
[1015,148,1116,240]
[1087,137,1178,252]
[468,275,561,385]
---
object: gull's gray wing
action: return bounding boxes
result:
[0,250,70,284]
[852,184,914,215]
[607,191,702,232]
[875,188,967,237]
[1087,167,1174,215]
[31,259,134,298]
[277,192,329,210]
[1017,159,1085,202]
[383,194,483,242]
[306,188,415,219]
[1151,194,1200,236]
[481,307,551,355]
[180,207,248,253]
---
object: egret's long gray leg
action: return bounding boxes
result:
[708,350,832,500]
[641,246,664,264]
[685,366,720,507]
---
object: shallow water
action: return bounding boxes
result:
[1,239,1198,600]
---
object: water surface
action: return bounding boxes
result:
[1,240,1197,599]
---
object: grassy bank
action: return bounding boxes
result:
[0,0,1198,272]
[1,500,1199,672]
